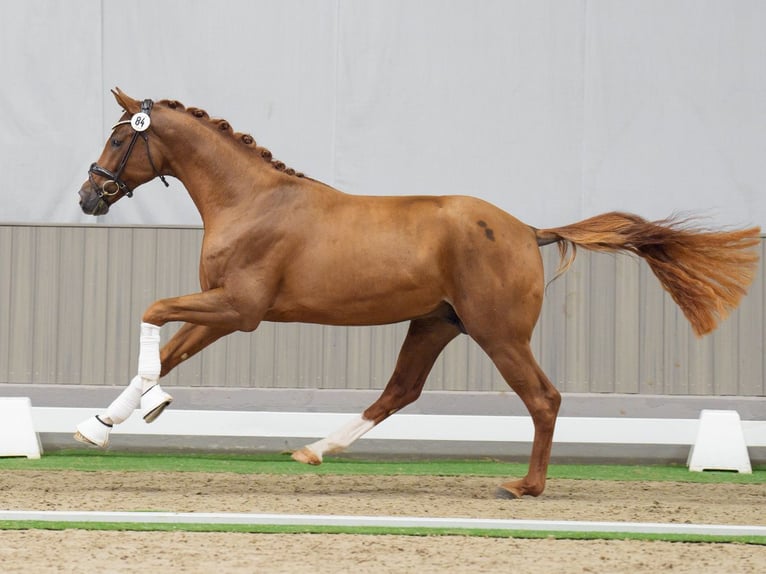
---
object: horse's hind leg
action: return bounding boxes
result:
[484,340,560,498]
[292,317,461,464]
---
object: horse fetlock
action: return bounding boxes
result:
[497,477,545,498]
[103,375,143,424]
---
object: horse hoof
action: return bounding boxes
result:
[495,486,521,500]
[74,416,112,448]
[291,447,322,465]
[141,384,173,423]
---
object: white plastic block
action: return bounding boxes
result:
[0,397,42,459]
[687,410,751,473]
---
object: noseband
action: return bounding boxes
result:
[88,99,169,200]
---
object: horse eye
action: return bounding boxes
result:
[111,138,122,148]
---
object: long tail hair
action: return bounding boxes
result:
[534,212,761,336]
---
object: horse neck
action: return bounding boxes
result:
[160,119,275,226]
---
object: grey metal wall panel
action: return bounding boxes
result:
[614,256,641,393]
[56,227,85,384]
[7,226,35,384]
[1,225,763,397]
[81,226,110,385]
[0,226,12,382]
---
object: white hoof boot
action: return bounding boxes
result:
[74,416,112,448]
[141,384,173,423]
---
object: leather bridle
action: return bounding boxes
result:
[88,99,169,200]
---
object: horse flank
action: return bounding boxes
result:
[158,99,305,178]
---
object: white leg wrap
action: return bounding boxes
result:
[304,415,375,462]
[102,375,143,425]
[136,322,172,422]
[73,322,168,445]
[74,415,112,448]
[137,322,161,380]
[141,376,156,394]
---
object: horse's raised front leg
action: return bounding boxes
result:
[136,321,237,422]
[75,289,248,447]
[292,317,461,464]
[158,322,235,377]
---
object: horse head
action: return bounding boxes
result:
[79,88,169,215]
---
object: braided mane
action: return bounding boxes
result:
[158,99,304,178]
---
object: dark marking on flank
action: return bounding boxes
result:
[477,220,495,241]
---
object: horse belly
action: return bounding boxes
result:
[266,257,446,326]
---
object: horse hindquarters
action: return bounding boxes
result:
[446,221,559,497]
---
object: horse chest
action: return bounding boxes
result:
[198,231,287,289]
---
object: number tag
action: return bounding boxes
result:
[131,112,151,132]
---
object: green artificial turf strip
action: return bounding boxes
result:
[0,450,764,484]
[0,520,764,545]
[2,451,764,544]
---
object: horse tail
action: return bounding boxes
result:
[533,211,761,336]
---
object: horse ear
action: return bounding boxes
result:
[111,87,141,114]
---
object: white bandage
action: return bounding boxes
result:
[137,322,161,379]
[304,414,375,460]
[102,375,143,425]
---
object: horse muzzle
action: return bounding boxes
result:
[78,185,110,216]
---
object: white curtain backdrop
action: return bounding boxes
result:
[1,0,763,228]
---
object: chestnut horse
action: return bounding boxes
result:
[76,88,760,498]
